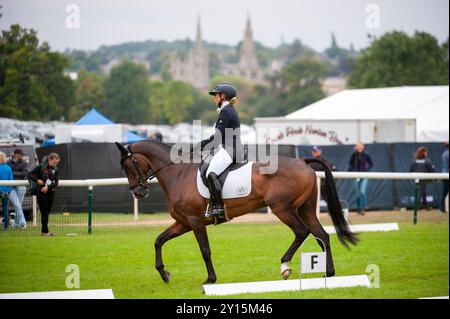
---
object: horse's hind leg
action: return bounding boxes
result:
[155,221,191,283]
[298,193,336,277]
[272,207,310,279]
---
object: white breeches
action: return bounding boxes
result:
[206,146,233,177]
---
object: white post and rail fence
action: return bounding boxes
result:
[1,172,448,233]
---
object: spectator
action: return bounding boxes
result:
[409,146,436,210]
[0,151,13,230]
[28,153,60,236]
[348,142,373,215]
[7,149,28,229]
[308,146,337,205]
[440,142,448,213]
[149,131,163,142]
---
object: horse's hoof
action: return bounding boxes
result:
[162,271,171,283]
[203,277,216,285]
[324,272,335,278]
[281,268,292,280]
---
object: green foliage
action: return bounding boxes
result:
[349,31,449,88]
[279,57,327,113]
[103,60,150,124]
[148,80,194,125]
[0,24,75,121]
[69,68,106,121]
[324,33,355,76]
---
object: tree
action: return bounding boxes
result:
[68,68,106,121]
[148,80,196,125]
[0,24,74,120]
[348,31,449,88]
[280,58,327,113]
[103,60,150,124]
[324,33,354,76]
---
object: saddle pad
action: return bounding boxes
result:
[197,162,254,199]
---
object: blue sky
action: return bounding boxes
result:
[1,0,448,52]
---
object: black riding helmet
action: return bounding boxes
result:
[208,83,237,100]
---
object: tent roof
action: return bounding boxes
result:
[76,108,115,125]
[126,131,145,143]
[285,86,449,142]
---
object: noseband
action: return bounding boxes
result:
[121,146,157,192]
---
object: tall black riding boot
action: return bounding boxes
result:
[206,173,224,217]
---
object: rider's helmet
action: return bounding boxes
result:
[208,83,237,100]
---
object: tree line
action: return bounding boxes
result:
[1,24,448,125]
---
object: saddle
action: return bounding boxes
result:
[199,155,248,187]
[196,151,253,200]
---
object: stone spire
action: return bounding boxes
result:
[238,14,260,80]
[195,15,202,48]
[169,16,209,90]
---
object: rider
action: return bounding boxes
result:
[198,83,244,217]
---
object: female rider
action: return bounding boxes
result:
[198,83,244,217]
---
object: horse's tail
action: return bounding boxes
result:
[304,157,359,249]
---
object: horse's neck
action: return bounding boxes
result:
[138,142,196,195]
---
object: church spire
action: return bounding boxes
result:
[196,15,202,47]
[245,13,252,39]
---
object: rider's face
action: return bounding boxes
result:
[213,93,223,106]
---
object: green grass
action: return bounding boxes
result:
[0,222,448,298]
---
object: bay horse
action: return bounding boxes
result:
[115,141,358,284]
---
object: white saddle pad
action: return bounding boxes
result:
[197,162,254,199]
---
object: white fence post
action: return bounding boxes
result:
[32,195,37,227]
[133,197,139,221]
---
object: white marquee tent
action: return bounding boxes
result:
[285,86,449,142]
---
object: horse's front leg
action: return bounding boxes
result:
[155,221,191,283]
[190,220,217,284]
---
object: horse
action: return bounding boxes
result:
[115,140,358,284]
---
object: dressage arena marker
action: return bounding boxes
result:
[324,223,399,234]
[0,289,115,299]
[204,224,397,296]
[203,275,370,296]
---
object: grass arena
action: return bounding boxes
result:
[0,210,448,299]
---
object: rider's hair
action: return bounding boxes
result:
[229,97,237,105]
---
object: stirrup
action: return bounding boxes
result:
[204,202,224,218]
[209,205,225,217]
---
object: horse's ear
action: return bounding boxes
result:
[115,142,128,156]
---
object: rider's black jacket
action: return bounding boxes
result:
[200,103,244,163]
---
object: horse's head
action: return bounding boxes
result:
[115,142,151,199]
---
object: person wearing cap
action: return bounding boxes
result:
[308,146,337,205]
[197,83,244,217]
[7,149,28,228]
[309,146,337,172]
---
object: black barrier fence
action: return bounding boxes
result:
[34,142,447,213]
[35,143,297,213]
[298,142,447,210]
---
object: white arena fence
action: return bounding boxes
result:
[0,172,448,236]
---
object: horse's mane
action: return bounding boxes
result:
[138,139,173,151]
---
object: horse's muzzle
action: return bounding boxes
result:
[131,184,150,199]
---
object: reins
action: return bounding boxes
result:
[123,144,194,190]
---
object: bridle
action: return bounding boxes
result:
[121,144,192,192]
